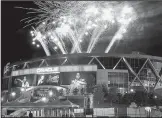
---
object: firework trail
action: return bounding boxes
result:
[20,1,137,55]
[105,25,128,53]
[87,25,106,53]
[105,5,136,53]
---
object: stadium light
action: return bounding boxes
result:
[130,89,134,92]
[49,91,53,97]
[42,22,46,25]
[21,88,25,92]
[11,92,16,97]
[154,96,157,99]
[42,97,47,102]
[145,107,151,112]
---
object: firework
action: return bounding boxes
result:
[20,1,137,55]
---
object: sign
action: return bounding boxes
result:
[33,88,56,99]
[11,65,97,76]
[36,67,59,74]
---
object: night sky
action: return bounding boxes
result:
[2,1,162,74]
[2,1,45,72]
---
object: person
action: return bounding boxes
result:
[16,76,29,88]
[29,111,33,118]
[48,74,59,84]
[70,73,87,94]
[37,75,45,85]
[71,73,86,86]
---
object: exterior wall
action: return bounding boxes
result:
[2,54,162,117]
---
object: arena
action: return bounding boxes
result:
[2,52,162,117]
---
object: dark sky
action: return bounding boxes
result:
[2,1,162,73]
[2,1,45,72]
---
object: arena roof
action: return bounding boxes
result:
[10,53,162,66]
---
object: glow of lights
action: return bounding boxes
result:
[122,6,133,14]
[21,88,25,92]
[54,38,58,42]
[92,24,97,27]
[130,89,134,92]
[63,24,70,31]
[42,36,46,39]
[154,96,157,99]
[104,25,107,29]
[48,32,51,35]
[85,32,88,35]
[52,21,56,24]
[11,92,16,97]
[23,1,137,55]
[87,25,92,30]
[79,40,83,43]
[49,91,53,96]
[54,46,58,50]
[50,36,54,39]
[42,22,46,25]
[31,33,34,37]
[95,19,98,22]
[88,21,92,24]
[37,44,40,48]
[145,107,151,112]
[32,38,35,41]
[30,31,34,37]
[85,6,99,15]
[34,32,42,41]
[30,31,34,34]
[56,24,70,35]
[57,87,62,91]
[67,18,73,25]
[41,97,47,102]
[1,97,4,101]
[102,8,114,22]
[122,28,127,33]
[116,34,123,40]
[118,19,130,25]
[112,20,115,23]
[61,16,67,22]
[32,42,36,45]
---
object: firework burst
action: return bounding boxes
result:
[20,1,137,56]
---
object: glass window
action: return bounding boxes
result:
[36,73,60,86]
[12,75,34,88]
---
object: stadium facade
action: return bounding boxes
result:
[1,52,162,117]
